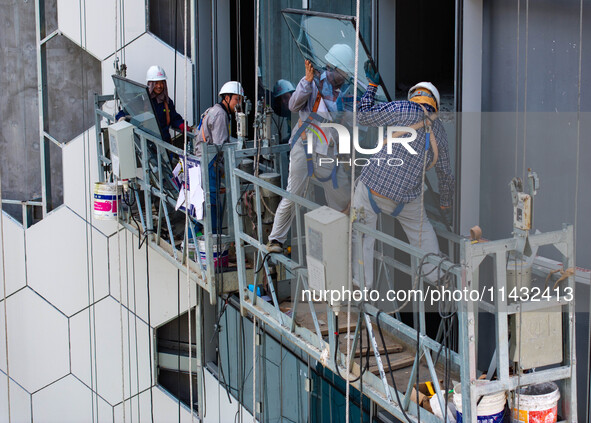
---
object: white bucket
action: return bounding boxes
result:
[93,182,121,220]
[454,382,507,423]
[196,235,231,269]
[511,382,560,423]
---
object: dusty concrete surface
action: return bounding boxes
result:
[0,0,100,220]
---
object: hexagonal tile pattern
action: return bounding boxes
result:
[32,374,112,422]
[110,238,197,328]
[0,288,69,393]
[25,207,109,317]
[0,372,32,422]
[0,212,26,297]
[114,386,195,423]
[62,129,120,237]
[108,231,149,323]
[101,33,195,126]
[70,297,152,406]
[57,0,146,61]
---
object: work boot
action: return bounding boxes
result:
[265,239,283,254]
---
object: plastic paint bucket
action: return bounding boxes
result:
[196,235,231,269]
[93,182,120,220]
[511,382,560,423]
[454,382,507,423]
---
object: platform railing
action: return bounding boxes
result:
[94,94,237,303]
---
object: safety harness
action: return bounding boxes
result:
[289,82,340,189]
[367,103,439,217]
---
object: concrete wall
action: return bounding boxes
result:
[0,0,101,217]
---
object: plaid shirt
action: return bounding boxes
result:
[358,85,454,207]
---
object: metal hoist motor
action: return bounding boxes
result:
[508,170,563,370]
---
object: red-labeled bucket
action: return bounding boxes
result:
[93,182,120,220]
[511,382,560,423]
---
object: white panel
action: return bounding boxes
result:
[108,231,149,322]
[150,386,196,423]
[69,307,94,392]
[57,0,145,61]
[102,33,195,126]
[57,0,84,47]
[0,289,69,393]
[111,237,198,328]
[0,213,26,297]
[203,370,254,423]
[123,0,146,44]
[0,372,32,422]
[62,129,120,237]
[32,374,112,423]
[89,297,152,405]
[25,207,109,316]
[116,387,199,422]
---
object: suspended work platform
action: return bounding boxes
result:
[94,88,578,422]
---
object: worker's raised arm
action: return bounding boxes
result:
[357,85,405,127]
[289,60,315,112]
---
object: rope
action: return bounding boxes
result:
[180,0,196,419]
[115,177,127,423]
[575,0,586,419]
[514,0,520,176]
[78,0,100,419]
[0,163,12,423]
[346,0,362,420]
[253,0,261,177]
[521,0,529,181]
[252,316,257,423]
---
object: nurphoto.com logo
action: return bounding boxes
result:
[307,123,419,167]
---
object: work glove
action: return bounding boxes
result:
[440,206,453,228]
[364,60,380,85]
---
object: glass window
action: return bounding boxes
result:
[112,75,163,139]
[281,9,389,103]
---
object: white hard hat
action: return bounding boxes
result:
[219,81,245,97]
[324,44,355,75]
[146,65,167,82]
[272,79,295,98]
[408,82,441,111]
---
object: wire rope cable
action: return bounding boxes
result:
[179,0,196,418]
[574,0,587,418]
[0,163,11,423]
[346,0,362,420]
[78,0,100,419]
[115,177,128,423]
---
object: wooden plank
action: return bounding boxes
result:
[368,354,415,376]
[338,333,403,357]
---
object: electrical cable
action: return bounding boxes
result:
[333,314,371,384]
[375,311,413,423]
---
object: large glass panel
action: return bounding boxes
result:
[281,9,389,104]
[112,75,164,139]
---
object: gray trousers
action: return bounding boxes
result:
[352,180,440,289]
[268,142,351,244]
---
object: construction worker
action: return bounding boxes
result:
[194,81,245,232]
[352,66,454,289]
[265,44,354,253]
[116,65,192,144]
[271,79,296,144]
